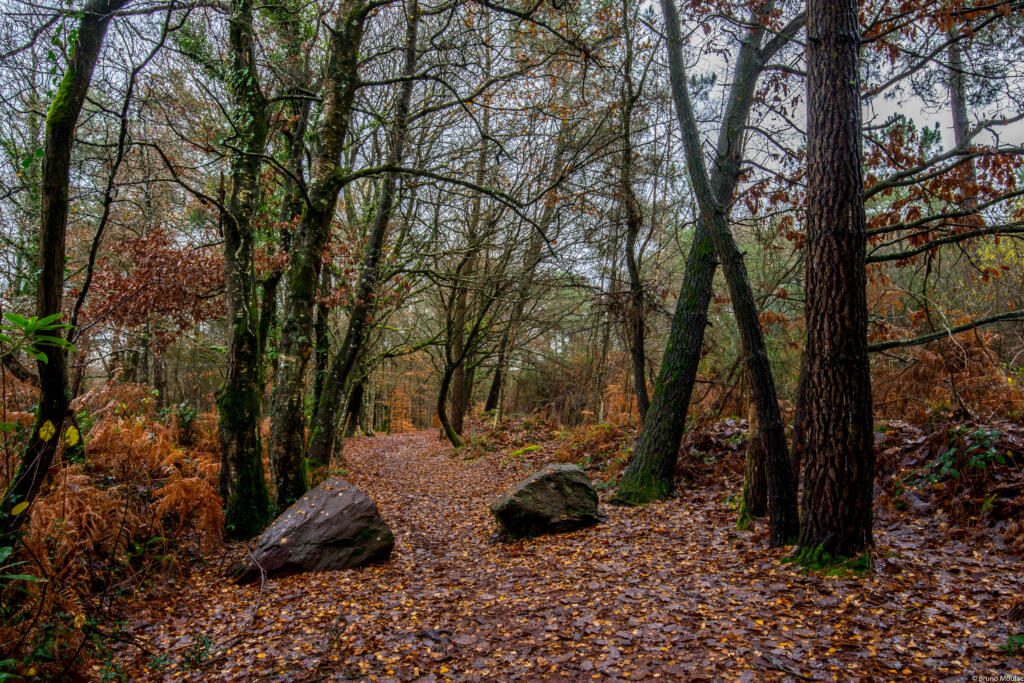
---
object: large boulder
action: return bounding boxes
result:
[490,463,601,539]
[230,477,393,583]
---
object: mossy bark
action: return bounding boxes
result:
[216,0,273,539]
[307,2,419,471]
[658,0,798,545]
[614,228,716,505]
[268,0,366,508]
[1,0,130,540]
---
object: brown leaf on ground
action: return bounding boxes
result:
[109,431,1024,681]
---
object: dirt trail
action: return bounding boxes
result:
[112,431,1024,681]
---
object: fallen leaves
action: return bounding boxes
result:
[109,430,1024,681]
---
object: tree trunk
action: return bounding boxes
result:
[306,0,418,473]
[614,228,717,503]
[739,398,767,528]
[268,0,367,507]
[312,270,331,411]
[619,0,649,419]
[343,376,365,437]
[216,0,273,538]
[484,328,508,413]
[437,364,461,447]
[1,0,130,540]
[947,33,977,210]
[661,0,797,545]
[615,3,803,513]
[796,0,874,561]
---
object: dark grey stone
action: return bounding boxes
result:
[490,463,601,539]
[231,477,393,582]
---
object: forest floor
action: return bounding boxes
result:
[107,430,1024,681]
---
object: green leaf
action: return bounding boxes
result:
[0,573,45,582]
[2,313,29,329]
[10,501,29,515]
[32,334,70,347]
[36,313,67,328]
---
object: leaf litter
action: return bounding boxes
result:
[108,430,1024,681]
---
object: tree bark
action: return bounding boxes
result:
[267,0,367,507]
[614,228,717,503]
[796,0,874,561]
[343,375,365,437]
[616,5,803,526]
[947,32,977,210]
[619,0,649,419]
[739,398,768,528]
[661,0,798,545]
[216,0,273,538]
[1,0,130,540]
[306,0,419,473]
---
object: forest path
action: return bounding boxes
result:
[113,430,1024,681]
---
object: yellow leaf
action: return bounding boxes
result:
[10,501,29,516]
[64,425,80,447]
[74,613,86,629]
[39,420,56,441]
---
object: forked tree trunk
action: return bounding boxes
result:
[616,5,803,527]
[268,0,367,507]
[796,0,874,561]
[306,0,419,474]
[660,0,798,545]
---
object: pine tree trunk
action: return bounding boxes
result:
[947,34,977,210]
[797,0,874,561]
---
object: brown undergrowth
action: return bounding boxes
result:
[1,383,222,680]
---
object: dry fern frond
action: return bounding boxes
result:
[154,476,224,552]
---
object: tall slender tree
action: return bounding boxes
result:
[307,0,420,473]
[216,0,273,539]
[1,0,131,539]
[796,0,874,561]
[268,0,368,507]
[615,5,804,527]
